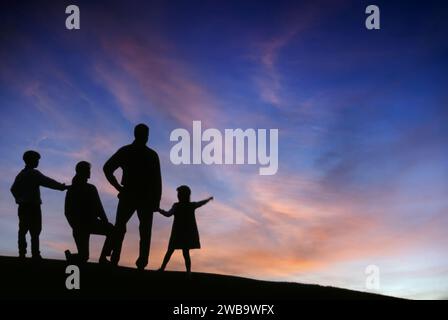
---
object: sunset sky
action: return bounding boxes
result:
[1,0,447,299]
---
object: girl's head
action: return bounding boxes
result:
[176,185,191,203]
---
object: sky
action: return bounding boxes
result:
[1,0,447,299]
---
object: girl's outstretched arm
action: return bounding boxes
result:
[194,196,214,209]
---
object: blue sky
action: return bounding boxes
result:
[0,0,447,299]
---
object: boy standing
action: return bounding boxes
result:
[11,150,67,260]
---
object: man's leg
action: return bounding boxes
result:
[90,220,114,262]
[110,198,135,265]
[17,205,29,258]
[136,208,154,270]
[29,205,42,259]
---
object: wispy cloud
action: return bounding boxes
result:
[250,1,337,109]
[94,33,225,128]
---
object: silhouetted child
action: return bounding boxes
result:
[157,185,213,276]
[10,150,67,260]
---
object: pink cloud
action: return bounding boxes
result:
[94,35,225,128]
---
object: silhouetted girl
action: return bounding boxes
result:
[157,185,213,276]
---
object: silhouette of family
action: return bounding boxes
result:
[10,124,213,276]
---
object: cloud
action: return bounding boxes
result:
[93,32,225,128]
[250,1,343,109]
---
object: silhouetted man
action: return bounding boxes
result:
[104,124,162,270]
[65,161,114,264]
[10,150,67,260]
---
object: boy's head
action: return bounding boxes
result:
[23,150,40,168]
[75,161,91,180]
[177,185,191,202]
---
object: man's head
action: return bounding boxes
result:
[23,150,40,168]
[75,161,91,180]
[177,185,191,203]
[134,123,149,145]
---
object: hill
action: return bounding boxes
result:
[0,255,397,300]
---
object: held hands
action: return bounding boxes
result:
[115,184,124,193]
[157,208,170,217]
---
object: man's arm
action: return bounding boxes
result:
[37,172,66,191]
[154,152,162,209]
[103,149,124,193]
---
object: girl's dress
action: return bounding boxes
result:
[166,202,201,249]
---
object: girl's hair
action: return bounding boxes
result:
[177,185,191,202]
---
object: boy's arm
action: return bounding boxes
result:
[10,177,19,199]
[37,172,66,191]
[194,197,214,209]
[64,190,76,228]
[10,176,23,203]
[92,186,109,222]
